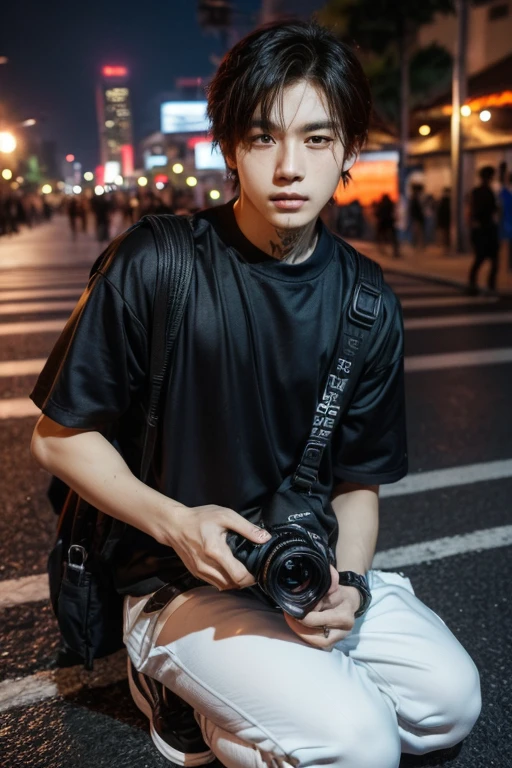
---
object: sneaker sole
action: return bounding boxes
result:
[127,657,215,767]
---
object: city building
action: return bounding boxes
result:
[96,66,135,184]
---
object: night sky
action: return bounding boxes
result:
[0,0,262,172]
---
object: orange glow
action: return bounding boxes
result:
[333,159,398,207]
[103,66,128,77]
[441,90,512,115]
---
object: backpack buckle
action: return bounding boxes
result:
[348,280,382,330]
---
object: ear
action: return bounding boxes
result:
[342,153,357,173]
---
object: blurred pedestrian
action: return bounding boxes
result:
[437,187,451,254]
[409,184,425,249]
[90,192,111,242]
[375,193,400,258]
[499,172,512,272]
[423,194,436,245]
[468,166,499,293]
[67,196,82,241]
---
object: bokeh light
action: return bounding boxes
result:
[172,163,184,174]
[186,176,198,187]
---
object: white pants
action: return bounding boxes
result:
[123,570,481,768]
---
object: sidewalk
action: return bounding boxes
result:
[347,239,512,297]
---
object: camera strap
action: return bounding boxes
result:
[292,250,383,494]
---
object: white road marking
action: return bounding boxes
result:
[0,319,66,336]
[373,524,512,569]
[0,358,46,377]
[380,458,512,497]
[0,398,40,419]
[0,649,128,713]
[0,300,76,315]
[404,311,512,330]
[405,347,512,371]
[400,295,498,309]
[0,573,50,608]
[0,287,81,302]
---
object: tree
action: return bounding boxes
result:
[318,0,455,208]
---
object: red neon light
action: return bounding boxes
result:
[95,165,105,186]
[187,136,213,149]
[65,154,75,162]
[103,66,128,77]
[154,174,169,184]
[120,144,134,177]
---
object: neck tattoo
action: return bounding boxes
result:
[269,225,316,264]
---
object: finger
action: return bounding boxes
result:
[299,606,354,629]
[222,510,272,545]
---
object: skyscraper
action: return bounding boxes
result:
[96,66,134,182]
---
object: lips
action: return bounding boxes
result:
[270,194,308,201]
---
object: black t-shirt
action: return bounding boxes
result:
[31,201,407,595]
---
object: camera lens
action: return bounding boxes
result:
[280,556,313,594]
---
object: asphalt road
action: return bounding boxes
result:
[1,216,511,768]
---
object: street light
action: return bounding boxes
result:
[0,132,17,153]
[42,184,52,194]
[186,176,198,187]
[461,105,472,117]
[84,171,94,181]
[172,163,184,174]
[418,125,431,136]
[94,185,105,195]
[137,176,148,187]
[2,169,13,180]
[479,110,491,122]
[209,189,221,200]
[73,185,82,194]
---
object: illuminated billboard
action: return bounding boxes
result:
[161,101,209,134]
[194,141,225,170]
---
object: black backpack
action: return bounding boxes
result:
[46,214,195,670]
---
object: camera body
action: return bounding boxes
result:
[226,481,337,619]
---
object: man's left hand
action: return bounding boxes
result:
[283,565,361,650]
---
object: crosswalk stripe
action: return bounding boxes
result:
[0,359,46,377]
[1,345,510,388]
[0,287,82,302]
[404,311,512,330]
[372,524,512,569]
[0,649,128,713]
[0,300,76,315]
[0,319,66,336]
[400,295,498,309]
[0,398,39,419]
[405,347,512,371]
[380,458,512,497]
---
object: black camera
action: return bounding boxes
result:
[226,481,337,619]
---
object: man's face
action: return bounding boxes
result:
[232,80,347,229]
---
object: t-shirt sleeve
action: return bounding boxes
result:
[30,225,156,430]
[332,284,408,485]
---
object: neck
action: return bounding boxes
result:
[233,194,318,264]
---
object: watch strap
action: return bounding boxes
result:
[338,570,372,617]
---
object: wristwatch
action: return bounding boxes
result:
[338,571,372,617]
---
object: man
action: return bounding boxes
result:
[468,165,499,293]
[31,22,480,768]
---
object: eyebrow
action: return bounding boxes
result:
[250,119,337,133]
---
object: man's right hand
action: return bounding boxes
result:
[158,504,272,591]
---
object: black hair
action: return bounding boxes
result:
[207,21,372,187]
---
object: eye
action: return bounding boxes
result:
[307,136,333,146]
[251,134,275,145]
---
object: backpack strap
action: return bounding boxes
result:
[68,215,195,559]
[292,250,383,494]
[139,214,195,482]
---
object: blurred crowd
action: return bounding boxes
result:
[0,189,53,236]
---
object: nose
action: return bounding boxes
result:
[274,140,305,184]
